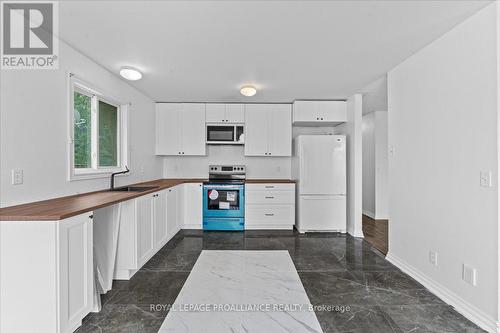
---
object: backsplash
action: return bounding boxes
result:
[163,145,291,179]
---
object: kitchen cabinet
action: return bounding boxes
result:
[136,195,155,267]
[293,100,347,125]
[226,104,245,123]
[115,190,173,279]
[154,190,168,252]
[156,103,206,156]
[245,183,295,229]
[0,213,94,333]
[167,186,180,239]
[244,104,292,156]
[206,103,244,123]
[182,183,203,229]
[59,214,94,333]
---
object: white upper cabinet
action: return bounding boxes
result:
[156,103,181,155]
[205,104,226,123]
[156,103,206,155]
[293,100,347,125]
[181,103,206,155]
[226,104,245,123]
[206,103,244,123]
[245,104,292,156]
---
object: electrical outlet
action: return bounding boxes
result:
[462,264,477,286]
[480,171,492,187]
[11,169,23,185]
[429,251,438,266]
[140,165,144,173]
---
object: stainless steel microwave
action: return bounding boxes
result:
[206,125,244,145]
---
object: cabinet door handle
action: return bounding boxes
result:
[265,213,274,216]
[265,186,275,189]
[321,117,324,120]
[88,214,94,219]
[265,196,274,199]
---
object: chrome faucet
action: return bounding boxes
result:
[110,166,130,190]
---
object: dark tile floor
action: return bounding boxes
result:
[76,230,484,333]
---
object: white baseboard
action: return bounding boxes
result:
[362,210,376,219]
[362,210,388,220]
[182,224,202,230]
[113,268,137,280]
[386,252,499,333]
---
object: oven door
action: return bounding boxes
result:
[206,125,235,143]
[203,184,245,218]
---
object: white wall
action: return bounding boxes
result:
[362,111,389,219]
[361,75,388,115]
[0,40,162,207]
[335,94,363,237]
[362,112,376,217]
[374,112,388,219]
[387,3,498,331]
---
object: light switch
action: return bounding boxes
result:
[480,171,492,187]
[11,169,23,185]
[389,146,396,157]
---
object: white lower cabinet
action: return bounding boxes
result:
[245,183,295,229]
[0,213,94,333]
[136,194,155,268]
[115,190,173,280]
[167,185,180,239]
[154,190,168,251]
[182,183,203,229]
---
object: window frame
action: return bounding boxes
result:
[68,76,129,181]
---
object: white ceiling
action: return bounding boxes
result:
[59,1,490,102]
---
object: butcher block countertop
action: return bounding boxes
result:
[0,179,206,221]
[0,178,295,221]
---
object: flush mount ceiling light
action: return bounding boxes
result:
[240,86,257,97]
[119,67,142,81]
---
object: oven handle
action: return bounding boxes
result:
[203,185,244,190]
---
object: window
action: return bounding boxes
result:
[70,78,127,180]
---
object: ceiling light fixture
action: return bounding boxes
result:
[120,67,142,81]
[240,85,257,97]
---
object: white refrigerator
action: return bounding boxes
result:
[292,135,346,233]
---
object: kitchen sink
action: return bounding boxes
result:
[110,185,159,192]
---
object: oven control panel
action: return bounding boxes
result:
[209,165,246,174]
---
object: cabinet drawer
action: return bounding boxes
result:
[245,183,295,192]
[245,205,294,225]
[246,190,295,204]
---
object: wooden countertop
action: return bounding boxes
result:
[0,179,206,221]
[0,178,295,221]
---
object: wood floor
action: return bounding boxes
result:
[362,214,388,255]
